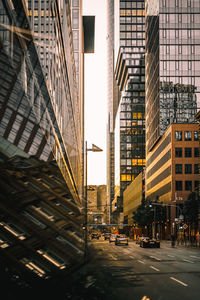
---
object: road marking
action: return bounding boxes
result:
[150,266,160,272]
[168,255,175,258]
[170,277,188,287]
[150,256,161,261]
[110,255,117,261]
[183,259,194,264]
[190,255,199,259]
[138,260,145,264]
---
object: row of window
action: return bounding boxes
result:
[175,131,198,141]
[175,181,199,191]
[175,164,199,174]
[175,147,199,157]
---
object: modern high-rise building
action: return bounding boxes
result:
[145,0,200,206]
[114,0,146,218]
[106,0,117,221]
[146,0,199,154]
[0,0,83,204]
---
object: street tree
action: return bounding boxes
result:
[183,192,200,233]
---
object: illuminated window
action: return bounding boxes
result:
[21,257,48,278]
[0,222,26,240]
[37,249,67,269]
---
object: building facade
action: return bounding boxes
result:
[123,172,144,225]
[106,0,120,222]
[146,124,199,220]
[0,0,83,204]
[114,0,146,209]
[146,0,200,154]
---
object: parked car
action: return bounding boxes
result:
[104,233,111,240]
[91,233,99,240]
[140,237,160,248]
[115,234,128,246]
[136,235,143,244]
[109,234,117,243]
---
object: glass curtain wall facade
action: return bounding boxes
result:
[0,0,82,203]
[107,0,117,218]
[119,0,146,195]
[146,0,199,153]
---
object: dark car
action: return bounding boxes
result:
[140,237,160,248]
[104,233,111,240]
[91,233,99,240]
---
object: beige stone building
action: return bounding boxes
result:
[123,172,144,225]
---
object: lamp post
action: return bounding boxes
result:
[84,141,103,261]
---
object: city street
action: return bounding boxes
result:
[68,238,200,300]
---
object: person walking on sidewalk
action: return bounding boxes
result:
[171,234,176,247]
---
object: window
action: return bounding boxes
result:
[184,131,192,141]
[185,181,192,191]
[194,181,199,191]
[194,148,199,157]
[175,148,182,157]
[185,148,192,157]
[175,164,182,174]
[194,164,199,174]
[175,131,182,141]
[194,131,198,141]
[175,181,182,191]
[72,0,79,6]
[185,164,192,174]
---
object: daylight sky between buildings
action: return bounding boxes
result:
[83,0,107,185]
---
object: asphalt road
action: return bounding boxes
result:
[69,238,200,300]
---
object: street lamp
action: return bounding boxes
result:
[84,141,103,261]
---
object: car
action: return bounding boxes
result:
[115,234,128,246]
[140,237,160,248]
[104,233,111,240]
[109,234,117,243]
[136,236,143,244]
[91,233,99,240]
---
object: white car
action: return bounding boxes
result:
[109,234,117,243]
[115,234,128,246]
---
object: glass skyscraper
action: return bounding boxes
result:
[0,0,83,204]
[116,0,146,197]
[146,0,199,154]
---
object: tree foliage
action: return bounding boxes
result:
[183,192,200,226]
[132,198,167,229]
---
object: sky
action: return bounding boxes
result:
[83,0,107,185]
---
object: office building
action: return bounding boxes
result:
[146,0,199,154]
[0,0,82,204]
[112,0,146,222]
[123,172,144,225]
[146,123,199,221]
[106,0,119,221]
[145,0,200,224]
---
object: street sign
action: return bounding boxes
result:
[183,224,188,230]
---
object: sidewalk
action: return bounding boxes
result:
[160,239,200,249]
